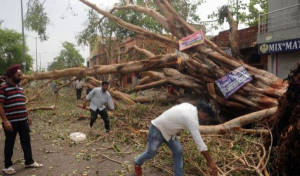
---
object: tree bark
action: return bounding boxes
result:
[23,54,178,81]
[199,107,277,134]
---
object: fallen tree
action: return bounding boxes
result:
[23,0,288,116]
[77,0,287,114]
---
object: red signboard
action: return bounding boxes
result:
[178,30,205,51]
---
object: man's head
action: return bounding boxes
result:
[102,81,109,92]
[6,64,22,85]
[196,101,215,123]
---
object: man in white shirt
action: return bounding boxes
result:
[134,102,218,176]
[75,78,84,100]
[83,81,114,133]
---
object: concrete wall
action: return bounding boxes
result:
[269,0,300,11]
[258,1,300,43]
[268,51,300,78]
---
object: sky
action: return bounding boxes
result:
[0,0,236,71]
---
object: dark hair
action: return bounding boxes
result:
[6,64,21,78]
[102,81,109,85]
[196,101,215,118]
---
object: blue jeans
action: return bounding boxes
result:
[135,124,183,176]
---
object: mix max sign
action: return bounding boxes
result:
[259,38,300,54]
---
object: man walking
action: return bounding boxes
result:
[0,64,43,175]
[134,102,218,176]
[75,78,84,101]
[83,81,114,133]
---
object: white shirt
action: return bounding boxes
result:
[151,103,208,152]
[86,87,114,111]
[75,80,84,89]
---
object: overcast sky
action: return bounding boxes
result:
[0,0,235,71]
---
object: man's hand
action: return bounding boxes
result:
[3,120,13,132]
[208,161,218,176]
[28,117,32,126]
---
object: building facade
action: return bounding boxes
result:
[212,25,268,70]
[257,1,300,78]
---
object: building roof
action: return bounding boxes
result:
[212,25,258,49]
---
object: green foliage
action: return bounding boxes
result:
[25,0,50,40]
[171,0,205,23]
[217,5,231,25]
[0,27,32,74]
[247,0,268,26]
[48,42,84,71]
[209,0,247,26]
[209,0,268,28]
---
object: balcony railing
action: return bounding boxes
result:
[258,4,300,35]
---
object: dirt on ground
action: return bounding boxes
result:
[0,87,164,176]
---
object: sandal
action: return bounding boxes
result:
[25,161,43,168]
[2,166,16,175]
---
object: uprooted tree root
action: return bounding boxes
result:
[268,64,300,175]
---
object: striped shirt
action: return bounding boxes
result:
[0,82,28,122]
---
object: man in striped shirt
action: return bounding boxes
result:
[0,64,42,175]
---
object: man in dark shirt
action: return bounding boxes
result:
[0,64,42,175]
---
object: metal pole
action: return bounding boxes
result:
[35,37,38,71]
[20,0,26,72]
[236,0,239,23]
[40,53,41,71]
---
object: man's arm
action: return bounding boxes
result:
[107,93,114,110]
[83,88,94,108]
[201,150,218,176]
[0,103,13,131]
[189,127,218,176]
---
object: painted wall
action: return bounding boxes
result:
[258,1,300,43]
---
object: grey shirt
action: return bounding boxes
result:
[86,87,114,111]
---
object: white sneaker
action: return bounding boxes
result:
[25,161,43,168]
[2,166,16,175]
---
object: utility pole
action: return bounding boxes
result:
[35,37,38,71]
[20,0,26,72]
[40,53,42,71]
[236,0,239,23]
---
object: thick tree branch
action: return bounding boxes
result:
[113,5,170,31]
[79,0,178,48]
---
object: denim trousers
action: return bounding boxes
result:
[135,124,183,176]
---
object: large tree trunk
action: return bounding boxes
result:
[23,54,178,82]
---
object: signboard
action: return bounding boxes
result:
[258,38,300,55]
[179,30,205,51]
[215,66,252,98]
